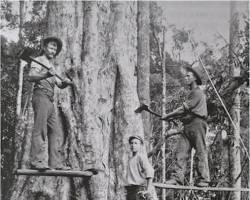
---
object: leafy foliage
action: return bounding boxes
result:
[1,35,19,199]
[1,1,19,29]
[149,3,249,199]
[1,2,47,199]
[1,2,249,200]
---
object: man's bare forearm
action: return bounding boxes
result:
[146,178,153,190]
[161,106,185,120]
[28,72,51,82]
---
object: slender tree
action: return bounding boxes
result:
[229,2,241,200]
[161,27,167,200]
[16,1,25,117]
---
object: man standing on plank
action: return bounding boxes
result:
[28,36,72,170]
[161,66,210,187]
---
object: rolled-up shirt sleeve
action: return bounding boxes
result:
[183,88,207,117]
[29,59,42,76]
[139,154,154,178]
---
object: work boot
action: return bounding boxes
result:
[165,179,180,185]
[195,181,209,187]
[30,163,50,171]
[53,165,71,170]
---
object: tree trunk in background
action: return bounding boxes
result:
[161,27,167,200]
[229,2,241,200]
[16,1,25,117]
[111,2,145,199]
[9,2,149,200]
[220,129,230,200]
[137,1,151,149]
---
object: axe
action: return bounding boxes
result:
[135,104,162,118]
[135,104,181,127]
[18,48,64,82]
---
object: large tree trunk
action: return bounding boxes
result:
[9,2,149,200]
[137,1,151,149]
[48,2,117,199]
[110,2,145,199]
[228,1,241,200]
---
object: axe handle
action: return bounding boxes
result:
[147,109,162,118]
[147,108,180,125]
[29,57,64,82]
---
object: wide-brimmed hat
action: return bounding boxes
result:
[42,36,62,56]
[185,66,202,85]
[129,135,144,144]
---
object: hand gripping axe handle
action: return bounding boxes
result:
[18,48,64,82]
[134,103,179,127]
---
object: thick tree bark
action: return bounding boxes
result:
[10,2,150,200]
[12,2,35,193]
[137,1,151,149]
[110,2,144,199]
[228,2,241,200]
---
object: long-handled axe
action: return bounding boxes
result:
[18,48,79,103]
[135,103,181,127]
[18,48,64,82]
[135,103,162,118]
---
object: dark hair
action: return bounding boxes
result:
[41,36,62,56]
[185,66,202,85]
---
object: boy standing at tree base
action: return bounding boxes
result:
[126,135,154,200]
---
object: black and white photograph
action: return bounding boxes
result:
[1,1,249,200]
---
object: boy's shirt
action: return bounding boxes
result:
[126,153,154,186]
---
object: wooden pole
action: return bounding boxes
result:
[16,1,25,117]
[15,169,95,177]
[189,148,195,186]
[153,183,250,192]
[161,27,167,200]
[16,61,25,117]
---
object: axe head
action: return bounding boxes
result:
[18,48,34,63]
[134,104,149,113]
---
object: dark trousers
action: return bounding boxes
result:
[171,118,210,184]
[30,90,62,168]
[126,185,146,200]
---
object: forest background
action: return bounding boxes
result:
[1,1,249,200]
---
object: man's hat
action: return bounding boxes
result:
[42,36,63,56]
[129,135,144,144]
[185,66,202,85]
